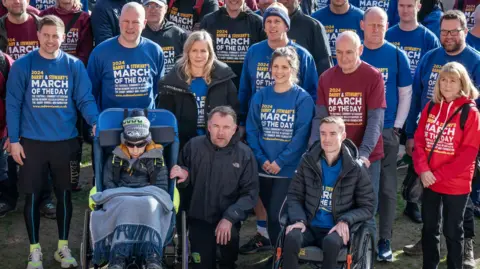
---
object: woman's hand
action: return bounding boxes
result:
[269,161,281,175]
[420,171,436,187]
[262,160,271,172]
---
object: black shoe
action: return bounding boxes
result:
[0,201,15,218]
[40,201,56,219]
[108,255,126,269]
[404,202,422,223]
[146,253,163,269]
[239,233,272,254]
[463,238,475,269]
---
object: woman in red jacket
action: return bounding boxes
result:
[413,61,480,269]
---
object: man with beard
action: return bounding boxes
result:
[403,10,480,269]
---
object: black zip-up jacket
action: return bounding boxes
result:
[287,8,332,76]
[178,132,259,224]
[287,139,374,226]
[157,60,239,149]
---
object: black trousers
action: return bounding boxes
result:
[189,218,240,269]
[422,188,469,269]
[282,226,343,269]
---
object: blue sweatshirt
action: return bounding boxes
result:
[90,0,129,45]
[361,42,412,129]
[386,24,440,77]
[238,40,318,123]
[30,0,88,11]
[312,5,364,65]
[311,157,342,229]
[246,84,314,178]
[6,50,98,143]
[87,37,165,112]
[421,7,443,39]
[467,33,480,51]
[405,46,480,138]
[349,0,399,26]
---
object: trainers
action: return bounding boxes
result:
[146,253,163,269]
[27,248,43,269]
[239,233,272,254]
[463,238,475,269]
[40,202,56,219]
[54,245,78,268]
[403,239,422,256]
[107,254,126,269]
[0,201,16,218]
[377,239,393,262]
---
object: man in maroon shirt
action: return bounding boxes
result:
[309,30,385,240]
[0,1,39,16]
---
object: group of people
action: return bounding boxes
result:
[0,0,477,268]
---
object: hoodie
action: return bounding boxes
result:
[40,7,93,65]
[413,97,480,195]
[421,6,443,39]
[142,21,188,74]
[453,0,478,28]
[91,0,135,45]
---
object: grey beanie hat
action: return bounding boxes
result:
[121,110,152,143]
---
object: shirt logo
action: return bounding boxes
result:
[232,162,240,168]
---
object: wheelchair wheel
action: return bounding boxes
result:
[181,210,188,269]
[356,231,374,269]
[81,209,91,269]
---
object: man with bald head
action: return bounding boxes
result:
[466,5,480,50]
[310,29,385,246]
[360,7,412,262]
[88,2,165,112]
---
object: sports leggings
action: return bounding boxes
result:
[24,190,72,244]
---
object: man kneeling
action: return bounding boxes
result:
[283,116,375,269]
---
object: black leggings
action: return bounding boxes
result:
[24,190,72,244]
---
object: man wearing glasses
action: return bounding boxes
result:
[403,9,480,269]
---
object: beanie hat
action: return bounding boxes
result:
[263,6,290,30]
[121,110,152,143]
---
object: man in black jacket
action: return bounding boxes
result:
[283,116,374,269]
[170,106,258,269]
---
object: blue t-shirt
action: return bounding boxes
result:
[190,78,208,136]
[6,50,98,143]
[421,7,442,39]
[314,0,330,12]
[312,5,364,64]
[467,33,480,51]
[87,37,165,112]
[386,24,440,77]
[361,41,412,129]
[30,0,88,12]
[246,84,315,178]
[405,46,480,138]
[238,40,318,124]
[349,0,399,25]
[311,157,343,229]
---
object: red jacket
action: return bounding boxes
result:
[413,96,480,195]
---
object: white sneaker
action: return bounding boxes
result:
[27,248,43,269]
[54,245,78,268]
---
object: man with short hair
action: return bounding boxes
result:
[142,0,187,74]
[255,0,275,15]
[283,116,374,269]
[171,106,259,269]
[88,2,165,112]
[403,10,480,268]
[7,15,98,269]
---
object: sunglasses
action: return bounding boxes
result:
[125,140,149,148]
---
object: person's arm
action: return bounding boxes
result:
[6,61,27,143]
[154,47,165,96]
[177,140,192,187]
[311,21,332,76]
[405,56,426,139]
[412,104,431,175]
[238,50,252,125]
[87,51,102,110]
[225,79,240,121]
[103,155,117,189]
[309,76,328,145]
[91,4,114,45]
[336,166,375,225]
[246,93,269,166]
[76,15,94,66]
[286,160,308,223]
[394,50,413,128]
[73,62,99,126]
[300,53,319,101]
[223,153,259,224]
[156,82,176,113]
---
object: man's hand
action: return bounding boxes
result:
[215,219,233,245]
[269,161,281,175]
[10,142,25,166]
[328,221,349,245]
[359,156,371,168]
[3,137,10,153]
[262,160,271,173]
[420,171,436,187]
[170,165,188,183]
[91,124,97,137]
[286,222,306,234]
[406,139,414,156]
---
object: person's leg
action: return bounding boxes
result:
[421,188,442,269]
[0,155,19,216]
[319,229,344,269]
[366,160,381,242]
[239,199,271,254]
[463,195,476,268]
[218,223,241,269]
[442,193,469,269]
[282,227,316,268]
[265,178,291,246]
[189,219,217,269]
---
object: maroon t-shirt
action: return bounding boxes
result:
[5,16,39,60]
[317,62,386,162]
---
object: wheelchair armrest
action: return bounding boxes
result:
[279,213,289,227]
[349,222,363,235]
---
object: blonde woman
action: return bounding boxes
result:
[413,62,480,269]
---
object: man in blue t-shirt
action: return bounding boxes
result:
[283,116,374,269]
[466,5,480,50]
[403,11,480,267]
[88,2,165,112]
[360,7,412,262]
[6,15,98,269]
[312,0,364,65]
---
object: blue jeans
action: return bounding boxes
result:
[366,160,381,242]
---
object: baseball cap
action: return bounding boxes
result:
[143,0,167,6]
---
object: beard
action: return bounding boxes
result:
[442,39,463,53]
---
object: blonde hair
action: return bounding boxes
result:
[178,30,216,85]
[433,62,479,103]
[56,0,83,10]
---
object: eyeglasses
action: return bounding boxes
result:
[125,140,149,148]
[440,29,464,36]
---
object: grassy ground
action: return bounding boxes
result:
[1,144,479,269]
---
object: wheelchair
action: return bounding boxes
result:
[80,108,188,269]
[272,199,374,269]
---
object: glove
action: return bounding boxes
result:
[89,186,97,210]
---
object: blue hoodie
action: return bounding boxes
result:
[405,46,480,138]
[421,6,443,39]
[87,37,165,112]
[6,50,98,143]
[238,40,318,124]
[29,0,88,12]
[246,84,314,178]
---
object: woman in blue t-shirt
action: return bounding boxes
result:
[246,46,315,247]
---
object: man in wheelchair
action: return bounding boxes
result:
[90,109,172,269]
[282,116,375,269]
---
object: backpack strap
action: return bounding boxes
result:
[194,0,204,16]
[427,100,435,116]
[111,155,123,183]
[64,12,82,35]
[459,103,474,130]
[147,157,165,185]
